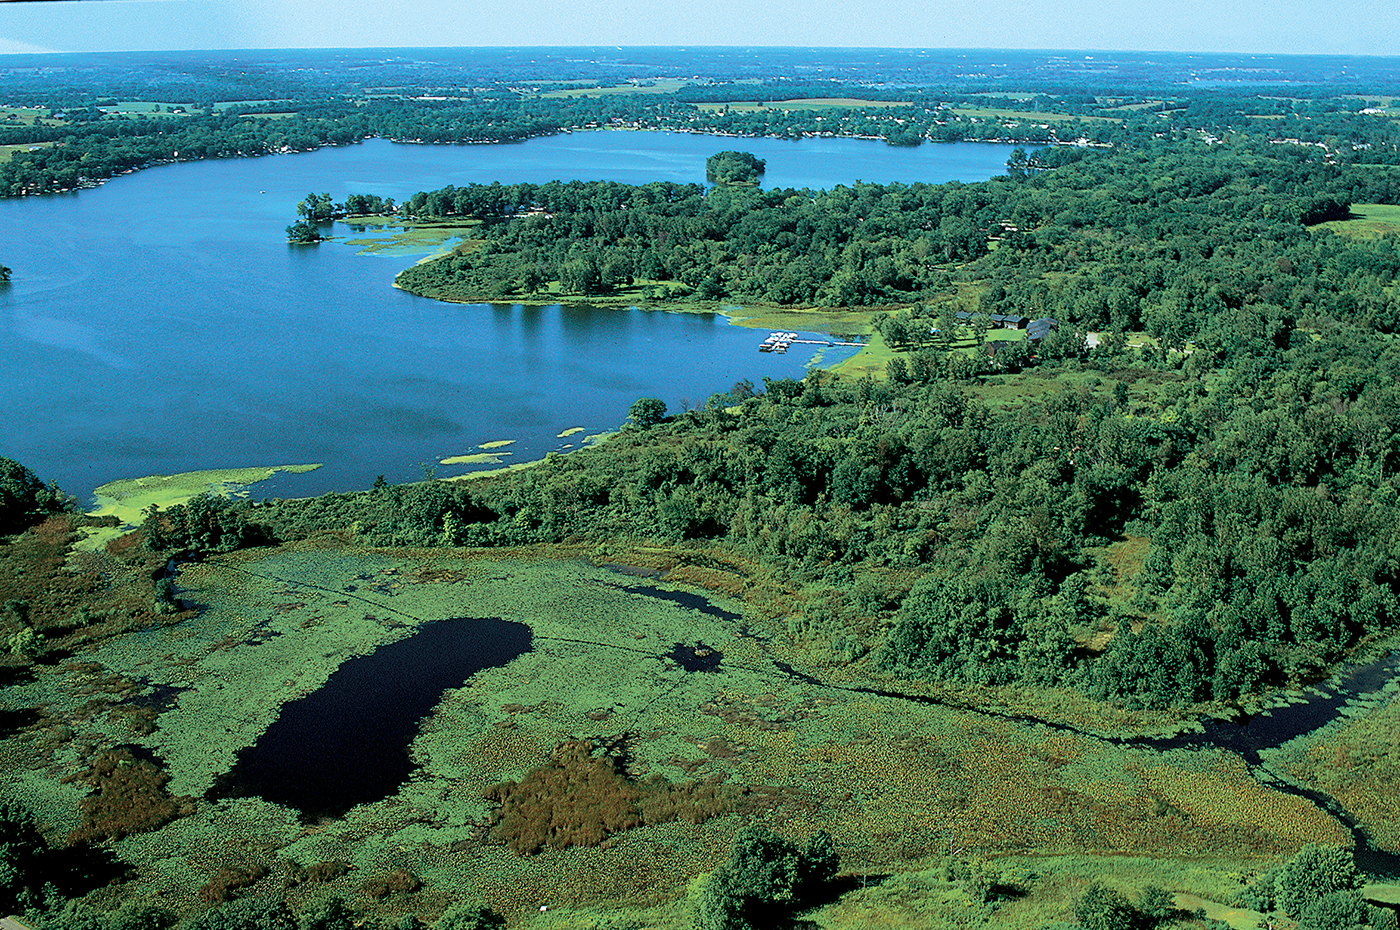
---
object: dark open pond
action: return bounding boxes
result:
[208,617,531,821]
[0,132,1016,503]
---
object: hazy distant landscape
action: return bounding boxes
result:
[3,43,1400,930]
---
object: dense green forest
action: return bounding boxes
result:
[387,136,1395,311]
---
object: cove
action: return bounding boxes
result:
[208,617,531,822]
[0,134,1016,504]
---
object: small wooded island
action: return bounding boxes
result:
[705,150,765,185]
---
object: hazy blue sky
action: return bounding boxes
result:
[0,0,1397,57]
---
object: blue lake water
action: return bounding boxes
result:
[0,133,1015,502]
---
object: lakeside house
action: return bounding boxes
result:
[1027,318,1060,342]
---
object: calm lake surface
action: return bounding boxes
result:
[0,132,1015,502]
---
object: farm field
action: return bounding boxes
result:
[950,106,1120,123]
[697,99,914,113]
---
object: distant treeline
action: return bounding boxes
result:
[5,59,1399,198]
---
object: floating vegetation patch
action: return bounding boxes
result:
[667,642,723,673]
[557,427,585,438]
[440,452,511,466]
[345,220,481,258]
[484,738,741,855]
[82,464,321,552]
[64,748,196,844]
[478,440,516,450]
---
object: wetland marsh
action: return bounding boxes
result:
[4,539,1392,925]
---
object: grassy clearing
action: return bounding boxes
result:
[99,101,197,117]
[538,80,690,98]
[951,107,1120,123]
[697,99,913,113]
[829,330,897,380]
[724,306,876,335]
[1316,203,1400,239]
[1099,101,1168,112]
[0,140,54,160]
[977,367,1113,411]
[0,106,62,126]
[819,855,1266,930]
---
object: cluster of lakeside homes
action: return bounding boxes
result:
[952,310,1060,343]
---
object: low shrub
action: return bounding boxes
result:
[64,749,196,844]
[485,739,741,854]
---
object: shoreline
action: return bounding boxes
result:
[0,122,1071,201]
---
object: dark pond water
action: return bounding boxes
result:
[667,642,724,673]
[208,617,531,822]
[0,133,1016,503]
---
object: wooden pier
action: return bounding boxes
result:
[759,331,865,353]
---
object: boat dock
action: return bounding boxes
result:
[759,331,865,353]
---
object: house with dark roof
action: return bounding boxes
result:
[1027,318,1060,342]
[989,314,1028,330]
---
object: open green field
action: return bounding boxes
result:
[1316,203,1400,239]
[0,540,1346,927]
[697,98,913,113]
[538,79,691,98]
[0,106,65,126]
[0,140,55,160]
[951,107,1120,123]
[98,101,196,117]
[1098,100,1168,112]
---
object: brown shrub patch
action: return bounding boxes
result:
[484,738,742,855]
[108,704,159,736]
[307,859,350,883]
[198,864,269,903]
[362,868,420,898]
[63,748,196,844]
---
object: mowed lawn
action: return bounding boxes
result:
[1317,203,1400,239]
